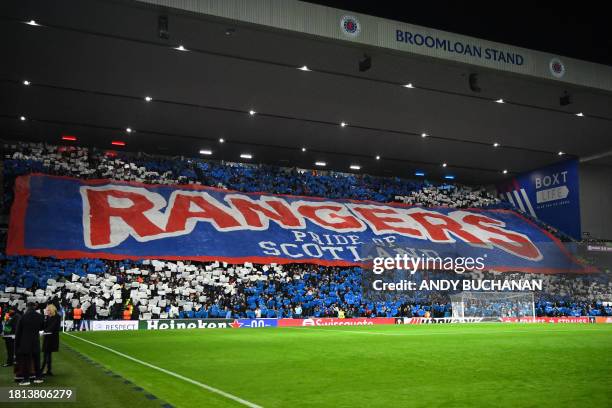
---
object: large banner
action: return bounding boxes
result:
[497,159,581,240]
[7,174,584,272]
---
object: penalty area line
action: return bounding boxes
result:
[64,332,263,408]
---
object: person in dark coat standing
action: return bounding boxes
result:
[41,304,60,376]
[2,309,20,366]
[15,303,44,385]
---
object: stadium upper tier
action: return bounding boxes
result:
[2,140,500,207]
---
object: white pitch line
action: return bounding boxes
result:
[64,332,263,408]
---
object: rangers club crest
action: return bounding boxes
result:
[340,15,361,37]
[549,58,565,78]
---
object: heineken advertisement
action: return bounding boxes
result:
[64,317,611,332]
[139,318,233,330]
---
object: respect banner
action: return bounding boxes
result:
[90,320,139,331]
[7,174,585,272]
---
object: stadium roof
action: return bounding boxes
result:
[2,0,612,184]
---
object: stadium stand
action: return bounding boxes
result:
[2,141,577,243]
[2,141,501,211]
[0,256,611,320]
[1,141,609,320]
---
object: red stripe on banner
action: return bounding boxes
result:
[6,175,31,256]
[13,173,524,212]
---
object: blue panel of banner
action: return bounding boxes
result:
[497,159,581,240]
[7,174,584,273]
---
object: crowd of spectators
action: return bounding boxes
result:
[1,140,602,323]
[1,256,610,321]
[2,140,502,213]
[0,257,429,320]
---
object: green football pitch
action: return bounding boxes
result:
[1,324,611,407]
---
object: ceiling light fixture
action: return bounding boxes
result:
[111,141,126,146]
[442,162,447,167]
[444,175,455,180]
[559,91,572,106]
[350,165,361,170]
[358,54,372,72]
[61,135,77,141]
[415,171,425,177]
[240,154,252,159]
[315,161,326,166]
[199,149,212,155]
[469,73,481,93]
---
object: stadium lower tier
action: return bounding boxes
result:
[1,255,610,320]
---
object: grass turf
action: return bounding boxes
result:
[2,323,611,407]
[0,342,168,407]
